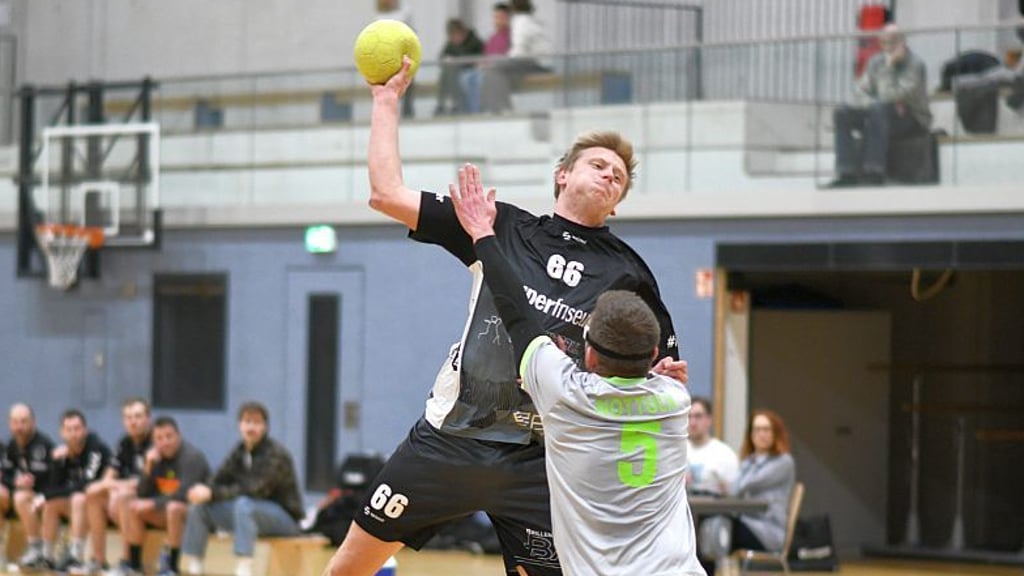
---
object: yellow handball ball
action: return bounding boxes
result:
[353,19,422,85]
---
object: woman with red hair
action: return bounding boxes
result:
[731,409,797,553]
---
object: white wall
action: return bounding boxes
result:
[13,0,1014,87]
[14,0,467,84]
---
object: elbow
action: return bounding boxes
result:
[367,179,396,213]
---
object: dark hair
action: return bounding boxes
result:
[511,0,533,14]
[61,408,87,426]
[585,290,659,377]
[494,2,510,13]
[740,409,791,458]
[121,397,151,415]
[238,401,269,424]
[691,396,712,415]
[153,416,179,432]
[446,18,468,35]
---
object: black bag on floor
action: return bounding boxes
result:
[309,452,387,546]
[788,515,840,571]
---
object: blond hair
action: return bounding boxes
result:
[553,131,637,200]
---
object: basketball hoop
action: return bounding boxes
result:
[34,224,104,290]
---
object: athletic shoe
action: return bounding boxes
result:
[19,547,55,572]
[71,559,109,575]
[106,559,140,576]
[156,549,178,576]
[57,553,85,573]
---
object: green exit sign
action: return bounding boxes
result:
[305,225,337,254]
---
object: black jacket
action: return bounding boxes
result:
[210,436,304,521]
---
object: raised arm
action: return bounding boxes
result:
[367,57,421,230]
[449,164,545,367]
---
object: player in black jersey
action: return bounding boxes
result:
[85,397,153,575]
[2,403,56,571]
[323,58,687,576]
[39,409,113,572]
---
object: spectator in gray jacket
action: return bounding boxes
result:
[704,409,796,574]
[126,416,211,576]
[732,409,796,551]
[830,24,932,187]
[181,402,303,576]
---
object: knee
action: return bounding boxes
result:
[13,490,35,508]
[233,496,254,518]
[166,501,188,521]
[71,492,87,508]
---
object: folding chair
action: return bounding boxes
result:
[732,482,805,575]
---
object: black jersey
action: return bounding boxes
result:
[111,431,152,479]
[0,431,56,492]
[410,192,679,444]
[45,432,112,499]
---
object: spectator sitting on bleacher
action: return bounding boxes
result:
[829,24,932,187]
[435,19,484,116]
[127,416,210,576]
[461,3,511,114]
[87,397,153,576]
[952,20,1024,111]
[2,403,56,572]
[181,402,303,576]
[480,0,552,114]
[40,409,113,573]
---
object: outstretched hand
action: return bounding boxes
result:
[449,163,497,242]
[652,356,688,385]
[369,56,414,100]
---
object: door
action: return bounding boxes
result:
[750,309,891,557]
[285,268,365,492]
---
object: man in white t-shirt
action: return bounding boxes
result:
[686,397,739,496]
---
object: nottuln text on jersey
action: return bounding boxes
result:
[594,393,680,418]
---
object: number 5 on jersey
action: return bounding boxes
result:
[618,421,660,487]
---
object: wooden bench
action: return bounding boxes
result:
[2,521,330,576]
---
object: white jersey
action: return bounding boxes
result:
[521,337,706,576]
[686,437,739,496]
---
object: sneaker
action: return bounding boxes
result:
[18,547,55,572]
[107,559,138,576]
[57,553,85,573]
[71,559,109,575]
[156,549,178,576]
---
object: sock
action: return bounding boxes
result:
[129,545,143,570]
[169,547,180,571]
[71,538,86,560]
[28,538,43,550]
[42,540,54,559]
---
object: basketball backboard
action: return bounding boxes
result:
[38,122,160,247]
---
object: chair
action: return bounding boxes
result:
[732,482,805,575]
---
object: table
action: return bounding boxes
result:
[689,496,769,516]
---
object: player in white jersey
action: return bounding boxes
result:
[450,165,706,576]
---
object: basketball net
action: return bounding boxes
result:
[34,224,104,290]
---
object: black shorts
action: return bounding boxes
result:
[355,418,561,575]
